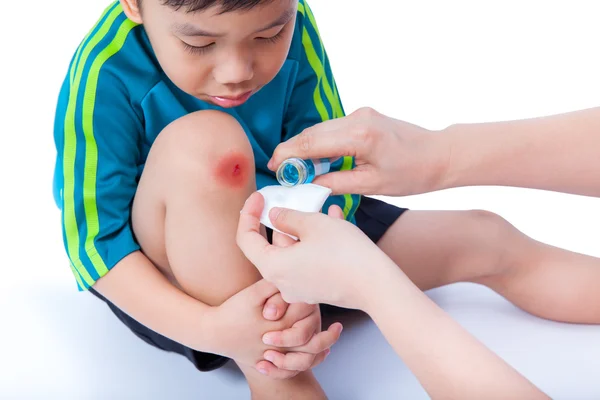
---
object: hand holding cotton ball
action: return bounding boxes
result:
[256,184,332,240]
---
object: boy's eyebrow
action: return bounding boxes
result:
[172,7,295,37]
[172,23,221,37]
[255,7,296,33]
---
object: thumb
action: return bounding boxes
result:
[269,208,317,239]
[248,279,280,305]
[237,192,273,268]
[263,293,289,321]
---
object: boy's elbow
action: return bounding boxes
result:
[92,250,145,297]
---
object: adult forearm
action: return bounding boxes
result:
[362,265,548,399]
[93,251,218,354]
[440,107,600,197]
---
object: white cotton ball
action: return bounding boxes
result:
[257,184,332,240]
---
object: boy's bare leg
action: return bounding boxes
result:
[377,209,600,324]
[132,110,326,399]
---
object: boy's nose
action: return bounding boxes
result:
[214,54,254,85]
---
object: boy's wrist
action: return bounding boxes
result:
[196,304,246,360]
[189,304,227,355]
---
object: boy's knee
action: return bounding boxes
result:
[151,110,255,186]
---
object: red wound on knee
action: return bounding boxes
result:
[214,152,251,189]
[232,164,242,176]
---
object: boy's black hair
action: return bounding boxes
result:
[158,0,275,13]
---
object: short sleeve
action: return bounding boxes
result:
[282,0,361,221]
[53,15,141,290]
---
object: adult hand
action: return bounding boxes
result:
[268,107,450,197]
[236,192,396,309]
[269,108,450,196]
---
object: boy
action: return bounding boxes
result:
[53,0,351,398]
[53,0,600,397]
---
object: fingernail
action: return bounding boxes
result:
[262,333,275,345]
[258,368,268,375]
[324,349,331,357]
[264,353,274,362]
[264,305,278,319]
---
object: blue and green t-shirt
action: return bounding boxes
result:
[52,0,360,291]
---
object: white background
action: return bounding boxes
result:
[2,0,600,398]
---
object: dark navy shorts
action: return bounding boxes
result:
[89,196,408,372]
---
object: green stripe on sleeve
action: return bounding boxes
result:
[299,1,354,218]
[62,5,128,286]
[81,18,139,277]
[301,29,329,121]
[63,6,123,287]
[70,2,118,86]
[302,3,343,119]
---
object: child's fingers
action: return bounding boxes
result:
[255,360,299,380]
[262,318,315,348]
[289,322,343,354]
[262,306,320,348]
[262,347,333,372]
[309,348,330,369]
[262,350,316,372]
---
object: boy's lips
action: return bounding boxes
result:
[208,91,253,108]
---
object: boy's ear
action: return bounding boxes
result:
[120,0,143,24]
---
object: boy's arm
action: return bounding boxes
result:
[282,0,360,220]
[442,107,600,197]
[54,47,333,367]
[94,251,218,351]
[54,59,220,350]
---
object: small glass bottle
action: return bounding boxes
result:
[276,157,331,187]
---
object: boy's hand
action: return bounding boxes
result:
[210,279,341,379]
[262,292,289,321]
[257,303,342,378]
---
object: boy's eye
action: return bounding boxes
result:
[182,41,215,55]
[180,26,286,56]
[256,28,285,44]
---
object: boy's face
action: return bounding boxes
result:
[123,0,297,108]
